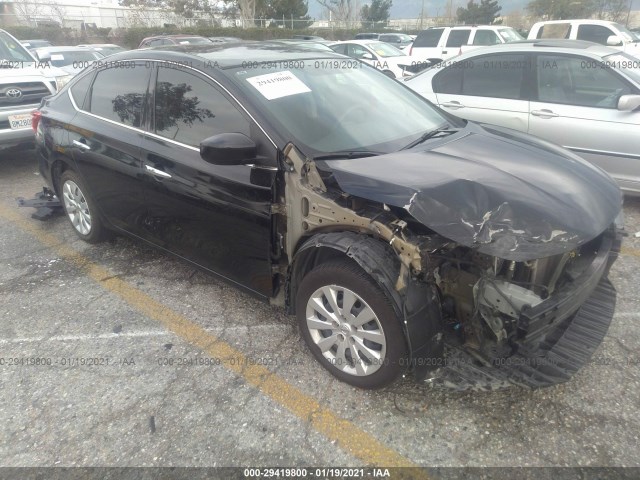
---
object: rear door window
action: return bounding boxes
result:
[414,29,444,48]
[538,23,571,39]
[434,53,528,99]
[446,29,472,48]
[88,63,150,128]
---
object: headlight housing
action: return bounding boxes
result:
[55,74,73,91]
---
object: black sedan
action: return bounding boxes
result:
[33,43,623,390]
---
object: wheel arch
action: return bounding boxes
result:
[287,231,445,378]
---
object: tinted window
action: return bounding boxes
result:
[414,29,444,48]
[433,65,463,94]
[434,54,527,99]
[537,55,632,107]
[69,72,94,109]
[148,39,167,47]
[446,29,471,48]
[576,24,616,45]
[330,43,347,55]
[89,64,149,127]
[154,65,250,147]
[473,30,500,46]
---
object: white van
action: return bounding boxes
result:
[528,20,640,57]
[0,29,72,150]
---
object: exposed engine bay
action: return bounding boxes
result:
[280,143,619,388]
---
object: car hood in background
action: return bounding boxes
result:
[322,123,622,261]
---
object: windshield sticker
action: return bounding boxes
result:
[50,54,65,61]
[246,71,311,100]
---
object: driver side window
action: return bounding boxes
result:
[537,55,631,108]
[348,44,371,59]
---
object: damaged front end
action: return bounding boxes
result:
[279,123,623,389]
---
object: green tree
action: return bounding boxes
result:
[265,0,313,28]
[456,0,502,25]
[527,0,596,19]
[360,0,392,24]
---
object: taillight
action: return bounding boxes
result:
[32,110,41,133]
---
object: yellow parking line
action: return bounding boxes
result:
[0,204,426,471]
[621,246,640,258]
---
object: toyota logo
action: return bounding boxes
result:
[6,88,23,98]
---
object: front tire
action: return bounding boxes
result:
[296,260,408,389]
[59,169,106,243]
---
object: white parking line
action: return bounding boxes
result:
[0,330,170,344]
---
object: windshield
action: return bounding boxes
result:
[0,31,35,62]
[603,52,640,83]
[225,60,446,156]
[612,23,639,43]
[367,41,406,57]
[497,28,524,42]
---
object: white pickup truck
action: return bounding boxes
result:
[0,29,72,150]
[528,20,640,58]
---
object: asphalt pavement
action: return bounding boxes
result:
[1,149,639,474]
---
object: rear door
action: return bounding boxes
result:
[440,28,472,60]
[411,28,444,59]
[68,62,150,235]
[139,62,277,297]
[432,52,531,132]
[529,53,640,191]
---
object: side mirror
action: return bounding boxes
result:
[617,94,640,111]
[200,133,256,165]
[361,53,374,60]
[607,35,623,46]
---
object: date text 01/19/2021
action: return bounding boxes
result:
[243,467,392,478]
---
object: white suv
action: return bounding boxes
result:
[0,29,71,150]
[528,20,640,58]
[409,25,524,62]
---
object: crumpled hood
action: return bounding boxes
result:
[322,122,622,261]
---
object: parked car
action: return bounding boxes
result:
[292,35,326,41]
[208,37,243,43]
[20,39,53,50]
[272,40,334,51]
[378,33,413,50]
[77,44,127,56]
[329,40,427,78]
[138,35,213,48]
[354,33,380,40]
[410,25,524,63]
[0,29,71,150]
[34,43,622,390]
[528,20,640,58]
[32,46,105,75]
[405,40,640,194]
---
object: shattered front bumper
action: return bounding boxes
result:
[426,227,622,390]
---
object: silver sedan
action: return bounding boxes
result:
[405,40,640,194]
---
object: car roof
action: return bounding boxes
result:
[112,41,344,68]
[35,46,97,53]
[331,39,384,45]
[531,19,617,26]
[442,39,619,57]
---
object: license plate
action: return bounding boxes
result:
[8,114,32,130]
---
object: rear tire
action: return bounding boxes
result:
[296,259,408,389]
[59,170,106,243]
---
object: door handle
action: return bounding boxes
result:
[72,139,91,151]
[145,164,172,179]
[441,101,463,109]
[531,109,559,118]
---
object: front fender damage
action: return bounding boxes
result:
[278,144,443,378]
